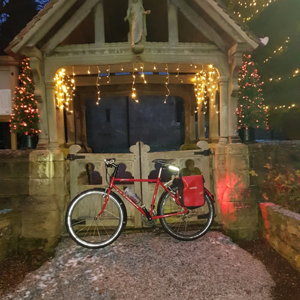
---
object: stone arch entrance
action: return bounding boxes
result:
[5,0,260,238]
[53,62,222,152]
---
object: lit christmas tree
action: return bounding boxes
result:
[10,57,41,137]
[236,54,269,130]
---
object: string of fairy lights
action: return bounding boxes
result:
[260,36,300,85]
[54,68,76,112]
[267,68,300,83]
[193,65,220,115]
[230,0,280,23]
[54,63,220,114]
[263,37,290,64]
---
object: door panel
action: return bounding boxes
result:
[85,96,184,153]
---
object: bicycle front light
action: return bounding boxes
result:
[168,165,180,172]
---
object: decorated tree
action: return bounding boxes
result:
[10,58,41,138]
[236,54,269,131]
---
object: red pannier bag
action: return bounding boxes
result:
[182,175,205,209]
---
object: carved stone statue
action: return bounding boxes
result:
[124,0,151,53]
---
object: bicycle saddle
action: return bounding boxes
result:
[152,159,175,167]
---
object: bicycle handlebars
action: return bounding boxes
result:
[104,158,118,168]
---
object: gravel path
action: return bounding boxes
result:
[3,231,274,300]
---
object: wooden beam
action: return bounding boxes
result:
[11,0,77,54]
[43,0,100,53]
[170,0,227,52]
[75,74,195,86]
[168,0,179,45]
[95,0,105,45]
[29,0,78,47]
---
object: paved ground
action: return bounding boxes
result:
[2,231,275,300]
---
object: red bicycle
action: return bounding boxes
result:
[65,158,215,248]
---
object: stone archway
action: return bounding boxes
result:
[50,62,223,152]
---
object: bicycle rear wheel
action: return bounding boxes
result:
[65,188,127,248]
[158,188,214,241]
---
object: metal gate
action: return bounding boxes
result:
[68,142,212,228]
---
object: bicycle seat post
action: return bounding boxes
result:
[158,166,163,180]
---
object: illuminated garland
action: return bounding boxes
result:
[70,64,221,109]
[140,64,147,84]
[96,66,101,105]
[54,68,76,112]
[131,65,139,103]
[164,64,170,104]
[193,65,219,113]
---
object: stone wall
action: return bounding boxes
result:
[0,150,29,259]
[260,202,300,272]
[23,150,68,251]
[249,142,300,270]
[0,149,68,261]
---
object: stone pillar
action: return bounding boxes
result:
[228,47,243,143]
[184,96,191,144]
[219,79,229,143]
[66,110,75,145]
[45,82,59,149]
[56,108,65,146]
[209,93,219,142]
[213,143,259,240]
[198,103,205,140]
[168,0,179,45]
[20,150,68,252]
[36,97,50,148]
[228,90,240,142]
[29,56,49,149]
[95,0,105,45]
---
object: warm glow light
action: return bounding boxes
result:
[193,65,219,112]
[54,68,76,112]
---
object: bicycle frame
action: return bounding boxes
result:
[101,175,189,221]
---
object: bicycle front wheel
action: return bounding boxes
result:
[158,188,214,241]
[65,188,127,248]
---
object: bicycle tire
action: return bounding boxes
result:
[65,188,127,248]
[157,187,214,241]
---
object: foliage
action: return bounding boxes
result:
[10,58,41,136]
[35,0,49,11]
[261,164,300,213]
[236,54,269,129]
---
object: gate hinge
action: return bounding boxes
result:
[66,154,86,161]
[194,149,212,156]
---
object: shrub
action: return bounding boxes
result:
[261,164,300,213]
